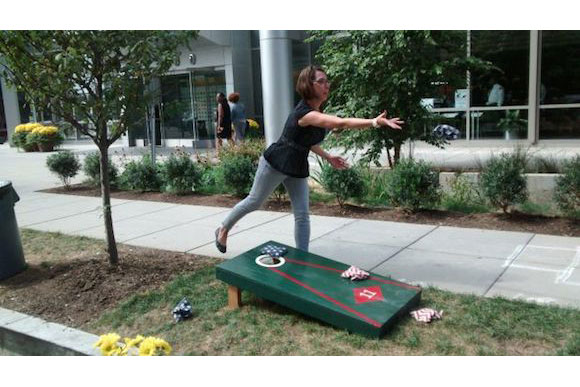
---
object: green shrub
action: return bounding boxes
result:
[198,164,224,194]
[385,159,440,211]
[554,156,580,218]
[119,155,161,192]
[83,151,118,187]
[272,184,287,204]
[11,131,29,149]
[220,154,257,196]
[318,162,366,207]
[220,138,265,163]
[480,153,528,213]
[441,173,488,213]
[46,151,81,188]
[358,167,390,207]
[159,152,202,194]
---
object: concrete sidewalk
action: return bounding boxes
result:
[2,142,579,309]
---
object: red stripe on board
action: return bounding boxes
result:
[284,257,420,290]
[268,267,382,328]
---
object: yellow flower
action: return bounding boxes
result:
[94,333,121,356]
[94,333,171,356]
[247,119,259,130]
[123,335,145,354]
[138,336,172,356]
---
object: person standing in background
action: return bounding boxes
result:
[215,92,232,156]
[228,92,246,142]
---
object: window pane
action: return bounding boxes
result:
[541,31,580,104]
[423,30,468,108]
[471,31,530,107]
[161,73,194,139]
[540,108,580,139]
[471,109,528,140]
[430,113,467,140]
[191,70,226,141]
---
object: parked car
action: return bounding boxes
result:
[0,127,7,144]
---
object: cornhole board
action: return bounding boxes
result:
[216,241,421,337]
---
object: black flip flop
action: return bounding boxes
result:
[215,227,226,253]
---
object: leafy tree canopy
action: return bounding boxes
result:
[0,30,197,146]
[307,30,493,166]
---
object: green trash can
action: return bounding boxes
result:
[0,180,26,280]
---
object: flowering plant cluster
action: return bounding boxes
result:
[28,125,61,144]
[94,333,172,356]
[12,122,63,151]
[247,119,260,130]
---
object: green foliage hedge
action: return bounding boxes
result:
[159,152,202,195]
[554,156,580,217]
[480,153,528,213]
[83,151,118,187]
[385,159,440,211]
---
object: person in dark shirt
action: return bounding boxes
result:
[215,92,232,156]
[215,65,403,253]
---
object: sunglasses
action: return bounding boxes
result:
[313,78,331,85]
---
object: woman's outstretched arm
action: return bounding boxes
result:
[299,110,403,131]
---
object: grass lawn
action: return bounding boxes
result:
[6,229,580,356]
[89,260,580,356]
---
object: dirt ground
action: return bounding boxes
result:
[42,184,580,237]
[0,240,217,329]
[1,184,577,332]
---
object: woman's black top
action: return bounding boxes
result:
[216,100,232,139]
[263,100,327,178]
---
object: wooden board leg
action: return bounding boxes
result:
[228,285,242,309]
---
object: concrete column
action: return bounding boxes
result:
[259,30,293,146]
[231,31,255,119]
[0,74,21,143]
[528,30,541,144]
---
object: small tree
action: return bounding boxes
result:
[0,31,197,265]
[307,30,492,167]
[46,151,81,188]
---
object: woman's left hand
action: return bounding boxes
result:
[328,155,349,170]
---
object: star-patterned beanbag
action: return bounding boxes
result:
[260,244,288,258]
[172,297,193,322]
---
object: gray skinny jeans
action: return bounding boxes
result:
[221,156,310,251]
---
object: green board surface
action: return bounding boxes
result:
[216,241,421,337]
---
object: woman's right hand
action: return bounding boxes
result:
[376,111,404,130]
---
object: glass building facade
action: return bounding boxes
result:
[427,30,580,141]
[2,30,579,146]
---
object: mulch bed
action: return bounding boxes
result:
[0,245,216,328]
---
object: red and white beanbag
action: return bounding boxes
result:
[410,308,443,323]
[341,266,370,281]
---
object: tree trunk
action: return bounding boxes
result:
[98,139,119,266]
[385,148,393,169]
[394,143,401,165]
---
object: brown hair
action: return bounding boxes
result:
[295,65,325,100]
[228,92,240,103]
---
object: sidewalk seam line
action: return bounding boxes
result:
[483,233,536,297]
[369,225,441,271]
